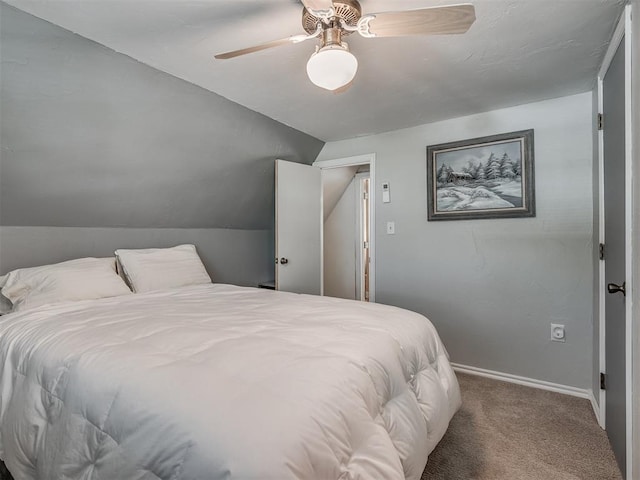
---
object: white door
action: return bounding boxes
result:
[275,159,322,295]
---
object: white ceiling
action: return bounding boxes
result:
[5,0,624,141]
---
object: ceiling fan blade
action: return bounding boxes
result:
[215,35,308,60]
[360,4,475,38]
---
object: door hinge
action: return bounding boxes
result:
[598,113,604,131]
[363,192,369,200]
[600,372,606,390]
[363,241,369,249]
[599,243,605,260]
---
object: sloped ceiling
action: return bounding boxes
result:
[322,166,358,221]
[3,0,626,141]
[0,4,324,229]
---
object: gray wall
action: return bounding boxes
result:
[317,92,594,389]
[0,227,272,287]
[0,4,323,282]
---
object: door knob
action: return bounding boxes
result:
[607,282,626,296]
[280,257,289,265]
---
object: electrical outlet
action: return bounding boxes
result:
[551,323,565,342]
[386,221,395,235]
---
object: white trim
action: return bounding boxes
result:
[590,390,602,427]
[354,172,370,302]
[631,2,640,477]
[597,6,635,476]
[597,73,607,430]
[314,154,374,169]
[354,174,363,300]
[319,165,324,297]
[275,161,280,291]
[623,8,634,479]
[451,363,591,399]
[314,154,376,302]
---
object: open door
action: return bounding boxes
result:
[603,35,627,475]
[275,159,322,295]
[598,8,633,476]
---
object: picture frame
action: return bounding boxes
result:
[426,129,535,221]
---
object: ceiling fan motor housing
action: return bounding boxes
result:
[302,0,362,36]
[215,1,476,93]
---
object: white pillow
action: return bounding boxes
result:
[115,244,211,293]
[0,275,11,315]
[1,258,132,313]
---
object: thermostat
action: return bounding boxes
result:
[382,182,390,203]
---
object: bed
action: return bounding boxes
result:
[0,254,460,480]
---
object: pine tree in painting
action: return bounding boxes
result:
[500,153,515,178]
[484,154,501,179]
[436,163,452,184]
[511,160,522,177]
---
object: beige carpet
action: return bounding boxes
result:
[422,373,622,480]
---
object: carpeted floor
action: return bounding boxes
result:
[422,372,622,480]
[0,373,622,480]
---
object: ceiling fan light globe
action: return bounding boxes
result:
[306,45,358,91]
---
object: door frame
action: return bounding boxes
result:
[596,5,634,477]
[354,171,370,301]
[314,153,376,302]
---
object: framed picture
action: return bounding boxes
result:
[426,129,535,221]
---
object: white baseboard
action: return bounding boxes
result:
[451,363,596,407]
[588,390,604,429]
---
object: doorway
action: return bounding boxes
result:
[321,167,370,301]
[314,154,376,302]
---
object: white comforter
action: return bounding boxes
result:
[0,284,460,480]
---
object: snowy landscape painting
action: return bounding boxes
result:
[426,130,535,221]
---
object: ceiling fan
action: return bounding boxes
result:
[214,1,476,92]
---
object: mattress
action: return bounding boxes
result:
[0,284,460,480]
